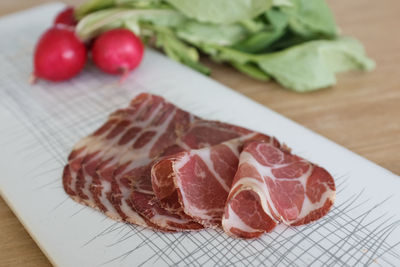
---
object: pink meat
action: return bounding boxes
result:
[63,94,158,226]
[63,93,336,236]
[107,97,254,231]
[63,93,257,231]
[151,134,278,227]
[222,141,336,238]
[90,95,198,231]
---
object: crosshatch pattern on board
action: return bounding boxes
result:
[0,8,399,267]
[78,177,400,267]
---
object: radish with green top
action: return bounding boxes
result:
[32,26,87,82]
[92,29,144,82]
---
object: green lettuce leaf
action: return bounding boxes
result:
[76,8,185,40]
[165,0,272,24]
[272,0,293,7]
[75,0,163,19]
[75,0,115,19]
[266,8,289,29]
[176,21,248,46]
[75,0,374,92]
[152,26,210,74]
[282,0,337,38]
[255,37,375,91]
[232,9,289,53]
[231,62,270,81]
[198,37,374,91]
[232,30,284,53]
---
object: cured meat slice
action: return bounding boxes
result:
[75,94,199,231]
[62,111,127,200]
[63,93,156,226]
[152,139,241,228]
[62,96,146,204]
[122,114,256,230]
[92,94,186,230]
[63,92,336,236]
[151,134,278,227]
[222,141,336,238]
[63,94,197,230]
[99,103,203,231]
[63,93,255,231]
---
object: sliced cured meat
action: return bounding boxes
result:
[151,133,278,227]
[62,98,144,205]
[150,121,256,217]
[63,93,197,230]
[76,94,199,231]
[178,120,253,149]
[63,93,257,231]
[90,95,185,230]
[63,93,156,226]
[62,113,124,200]
[152,139,241,228]
[222,141,336,238]
[131,193,202,231]
[63,92,336,236]
[122,113,256,230]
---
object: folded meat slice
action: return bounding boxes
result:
[151,134,278,227]
[222,141,336,238]
[87,94,177,228]
[63,93,158,227]
[74,94,201,231]
[107,100,256,230]
[62,97,146,208]
[123,117,256,230]
[63,93,257,231]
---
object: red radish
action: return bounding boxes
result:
[32,26,87,82]
[54,6,77,26]
[92,29,144,81]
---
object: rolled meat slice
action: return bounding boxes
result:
[222,141,336,238]
[151,134,279,227]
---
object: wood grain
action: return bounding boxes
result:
[0,0,399,266]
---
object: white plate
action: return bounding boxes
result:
[0,3,399,267]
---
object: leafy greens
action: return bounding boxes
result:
[75,0,374,91]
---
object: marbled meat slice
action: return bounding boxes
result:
[96,97,203,231]
[63,93,193,229]
[84,94,169,226]
[119,106,256,230]
[151,133,278,227]
[222,141,336,238]
[63,93,155,226]
[63,93,254,231]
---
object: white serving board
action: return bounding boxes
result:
[0,3,399,267]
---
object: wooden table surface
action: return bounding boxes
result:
[0,0,399,266]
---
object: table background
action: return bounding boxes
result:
[0,0,399,266]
